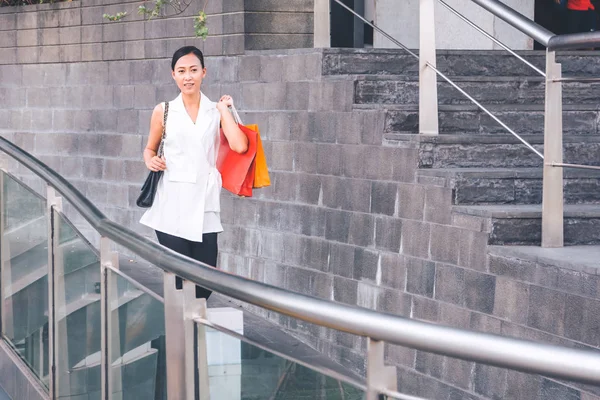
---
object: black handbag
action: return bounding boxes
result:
[136,102,169,208]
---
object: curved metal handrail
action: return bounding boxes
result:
[472,0,600,50]
[331,0,545,159]
[438,0,546,77]
[548,30,600,50]
[471,0,554,46]
[2,136,600,384]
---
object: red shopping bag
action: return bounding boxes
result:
[217,123,258,197]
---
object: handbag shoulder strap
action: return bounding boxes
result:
[158,101,169,157]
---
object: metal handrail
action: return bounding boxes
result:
[434,0,600,163]
[453,1,600,171]
[335,0,599,165]
[2,136,600,384]
[553,77,600,82]
[471,0,554,46]
[438,0,546,77]
[472,0,600,50]
[549,162,600,171]
[548,31,600,50]
[331,0,544,157]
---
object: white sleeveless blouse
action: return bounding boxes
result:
[140,92,223,242]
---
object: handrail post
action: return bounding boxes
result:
[183,281,203,400]
[47,187,62,400]
[0,171,5,345]
[366,338,397,400]
[541,49,564,247]
[163,272,187,399]
[419,0,439,135]
[314,0,331,47]
[196,300,210,400]
[100,238,118,400]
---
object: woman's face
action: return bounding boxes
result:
[172,53,206,95]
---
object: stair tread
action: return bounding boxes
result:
[419,167,600,179]
[387,133,600,144]
[323,47,600,55]
[323,48,600,78]
[355,103,600,111]
[348,75,547,81]
[453,204,600,218]
[488,245,600,274]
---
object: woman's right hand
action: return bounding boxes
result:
[146,156,166,172]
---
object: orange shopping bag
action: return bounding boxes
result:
[253,127,270,189]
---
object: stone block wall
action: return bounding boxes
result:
[244,0,314,50]
[0,0,246,64]
[0,0,313,243]
[0,0,313,65]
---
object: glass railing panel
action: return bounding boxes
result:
[54,210,101,399]
[108,267,166,400]
[0,171,49,386]
[195,317,366,400]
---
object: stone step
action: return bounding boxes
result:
[488,245,600,276]
[376,104,600,135]
[452,204,600,245]
[355,77,600,106]
[386,134,600,169]
[418,168,600,205]
[323,48,599,77]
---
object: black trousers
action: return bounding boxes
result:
[156,231,218,299]
[566,9,596,34]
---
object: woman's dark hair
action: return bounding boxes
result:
[171,46,205,70]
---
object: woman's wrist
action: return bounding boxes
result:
[143,149,156,163]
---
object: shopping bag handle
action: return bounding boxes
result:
[229,104,243,125]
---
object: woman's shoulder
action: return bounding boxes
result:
[201,93,218,111]
[151,103,166,120]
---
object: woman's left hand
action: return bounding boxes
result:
[217,95,233,111]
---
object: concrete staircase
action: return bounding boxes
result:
[324,49,600,246]
[318,48,600,400]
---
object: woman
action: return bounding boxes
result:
[556,0,597,34]
[140,46,248,298]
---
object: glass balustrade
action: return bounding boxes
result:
[108,268,166,400]
[195,317,366,400]
[0,167,404,400]
[54,210,102,399]
[0,171,49,386]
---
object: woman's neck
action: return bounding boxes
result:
[181,92,201,108]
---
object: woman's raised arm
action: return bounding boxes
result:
[217,95,248,154]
